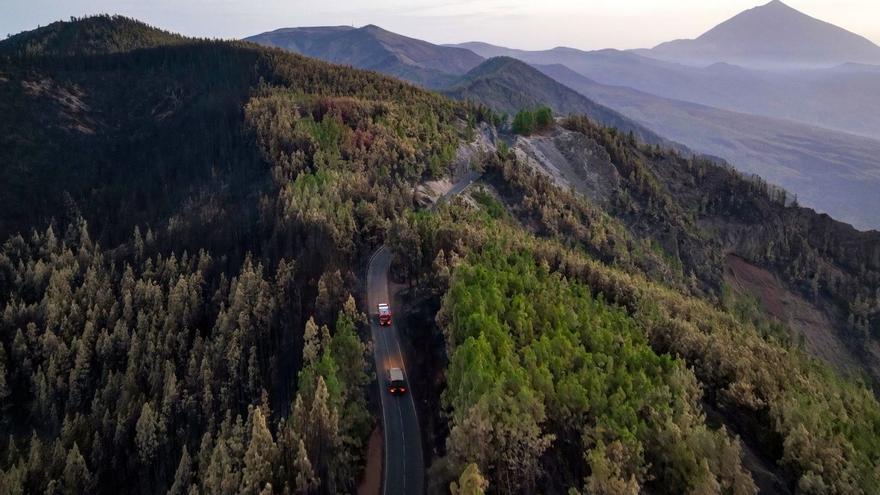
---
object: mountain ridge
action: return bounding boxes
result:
[536,62,880,230]
[245,24,483,88]
[246,27,675,148]
[453,39,880,141]
[0,14,185,57]
[446,56,673,147]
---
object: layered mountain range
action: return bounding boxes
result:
[3,12,880,495]
[246,2,880,230]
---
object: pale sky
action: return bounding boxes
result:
[3,0,879,51]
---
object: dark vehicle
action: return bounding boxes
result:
[388,367,407,395]
[378,303,392,326]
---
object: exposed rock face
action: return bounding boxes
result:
[514,127,620,205]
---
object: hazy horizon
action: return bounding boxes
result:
[4,0,880,52]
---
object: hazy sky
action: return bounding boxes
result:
[4,0,880,50]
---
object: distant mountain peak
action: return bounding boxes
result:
[647,1,880,68]
[733,0,802,17]
[764,0,791,9]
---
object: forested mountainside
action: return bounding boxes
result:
[1,15,879,495]
[406,119,880,494]
[250,25,880,231]
[0,15,468,494]
[504,115,880,379]
[552,116,880,353]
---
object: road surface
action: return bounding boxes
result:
[367,170,480,495]
[368,246,423,495]
[436,170,481,210]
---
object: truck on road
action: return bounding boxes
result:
[378,303,392,326]
[387,367,407,395]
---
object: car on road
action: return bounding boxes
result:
[387,367,407,395]
[377,303,392,326]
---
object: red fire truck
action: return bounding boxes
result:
[377,303,392,326]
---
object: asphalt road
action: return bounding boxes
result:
[368,246,423,495]
[436,170,481,210]
[367,171,480,495]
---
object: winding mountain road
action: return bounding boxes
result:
[367,170,480,495]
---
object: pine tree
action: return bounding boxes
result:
[690,461,722,495]
[62,442,90,495]
[168,446,192,495]
[585,443,640,495]
[135,401,160,465]
[450,463,488,495]
[290,394,308,446]
[133,226,144,261]
[67,326,93,411]
[0,346,10,404]
[202,438,237,495]
[302,318,320,366]
[0,462,25,495]
[330,306,368,400]
[316,270,346,325]
[161,363,180,420]
[294,438,317,494]
[241,407,277,494]
[307,376,340,491]
[512,109,535,135]
[446,400,494,471]
[534,106,553,132]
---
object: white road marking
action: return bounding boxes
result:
[398,400,406,494]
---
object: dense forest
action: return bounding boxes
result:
[1,14,880,495]
[391,155,880,493]
[0,223,371,493]
[439,246,755,493]
[0,14,467,494]
[553,115,880,380]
